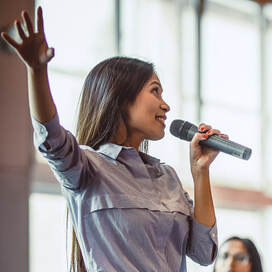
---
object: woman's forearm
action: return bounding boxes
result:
[192,168,216,227]
[27,66,56,123]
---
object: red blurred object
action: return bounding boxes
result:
[251,0,272,5]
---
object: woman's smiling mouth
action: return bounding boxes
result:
[155,116,166,126]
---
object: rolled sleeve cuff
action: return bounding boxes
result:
[188,218,218,265]
[192,218,218,245]
[31,114,63,151]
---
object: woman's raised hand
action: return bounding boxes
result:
[1,7,54,70]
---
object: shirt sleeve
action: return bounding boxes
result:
[31,114,93,190]
[186,217,218,266]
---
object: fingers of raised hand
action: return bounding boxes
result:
[22,10,34,35]
[15,9,41,41]
[37,7,44,33]
[2,11,33,49]
[1,32,19,49]
[15,20,27,41]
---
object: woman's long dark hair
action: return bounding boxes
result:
[68,56,154,271]
[213,236,263,272]
[76,56,154,150]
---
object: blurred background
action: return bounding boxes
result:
[1,0,272,271]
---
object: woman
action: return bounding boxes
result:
[1,7,228,272]
[214,236,263,272]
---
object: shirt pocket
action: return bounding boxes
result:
[82,193,191,218]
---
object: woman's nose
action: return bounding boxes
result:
[161,100,170,112]
[225,256,236,268]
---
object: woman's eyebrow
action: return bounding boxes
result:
[149,81,162,88]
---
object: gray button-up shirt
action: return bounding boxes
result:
[32,114,218,272]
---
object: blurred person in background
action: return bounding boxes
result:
[214,236,263,272]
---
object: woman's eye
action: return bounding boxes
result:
[234,254,249,262]
[220,253,229,260]
[152,87,159,94]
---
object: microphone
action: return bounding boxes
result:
[170,119,252,160]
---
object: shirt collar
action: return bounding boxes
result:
[97,143,161,166]
[97,143,124,159]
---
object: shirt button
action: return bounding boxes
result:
[212,233,216,238]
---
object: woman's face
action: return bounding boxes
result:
[215,240,252,272]
[125,72,170,148]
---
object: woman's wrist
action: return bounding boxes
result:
[191,165,210,180]
[27,64,48,75]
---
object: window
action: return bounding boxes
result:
[29,193,67,272]
[202,0,262,189]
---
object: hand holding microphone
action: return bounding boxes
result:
[170,119,252,160]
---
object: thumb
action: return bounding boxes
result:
[40,47,55,64]
[47,48,55,60]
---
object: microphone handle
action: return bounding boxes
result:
[183,123,252,160]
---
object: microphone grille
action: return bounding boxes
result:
[243,148,252,160]
[170,119,185,138]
